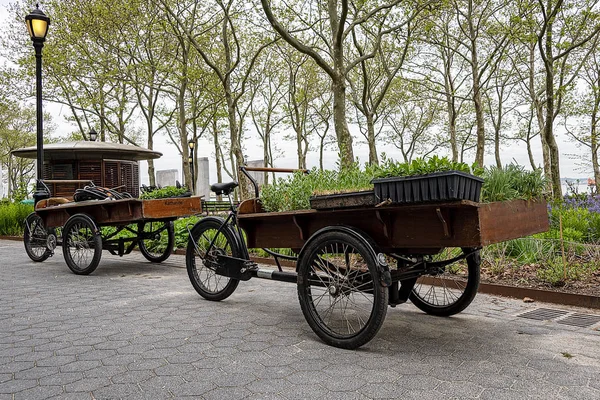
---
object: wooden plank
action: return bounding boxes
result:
[141,196,203,219]
[35,198,144,227]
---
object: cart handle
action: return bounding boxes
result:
[242,167,309,173]
[240,166,309,198]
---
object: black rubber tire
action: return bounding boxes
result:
[62,214,102,275]
[409,248,481,316]
[186,218,240,301]
[297,230,389,349]
[138,220,174,263]
[23,213,52,262]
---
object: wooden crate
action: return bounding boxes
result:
[141,196,203,219]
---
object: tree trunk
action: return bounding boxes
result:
[494,101,502,168]
[332,77,354,168]
[530,34,551,184]
[366,113,378,165]
[543,8,562,198]
[469,31,485,167]
[178,79,191,191]
[592,107,600,194]
[212,116,223,201]
[443,51,458,162]
[147,117,156,187]
[225,92,248,200]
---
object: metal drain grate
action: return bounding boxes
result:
[556,313,600,328]
[518,308,569,321]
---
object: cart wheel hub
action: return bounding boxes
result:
[46,234,57,251]
[328,285,339,296]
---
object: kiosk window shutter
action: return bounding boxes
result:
[79,161,102,186]
[104,161,119,189]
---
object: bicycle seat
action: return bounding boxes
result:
[210,181,238,196]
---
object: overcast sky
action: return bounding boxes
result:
[1,1,593,189]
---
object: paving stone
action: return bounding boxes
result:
[64,377,111,393]
[0,361,34,374]
[84,365,128,379]
[203,386,252,400]
[246,378,290,394]
[14,366,59,380]
[60,360,102,373]
[14,385,63,399]
[359,382,403,399]
[36,355,77,367]
[39,372,83,387]
[92,383,144,400]
[0,379,38,394]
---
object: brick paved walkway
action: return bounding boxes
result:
[1,239,600,399]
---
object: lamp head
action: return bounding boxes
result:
[188,157,193,163]
[25,4,50,42]
[188,140,195,150]
[89,129,98,142]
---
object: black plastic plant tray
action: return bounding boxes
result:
[372,171,484,203]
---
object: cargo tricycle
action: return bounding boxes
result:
[185,167,549,349]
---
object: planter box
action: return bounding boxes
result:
[309,190,375,210]
[372,171,484,204]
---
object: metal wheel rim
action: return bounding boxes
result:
[191,228,232,294]
[141,221,170,257]
[66,222,96,269]
[305,242,376,338]
[412,249,469,307]
[27,218,48,257]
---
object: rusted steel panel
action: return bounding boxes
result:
[478,199,548,245]
[141,197,203,219]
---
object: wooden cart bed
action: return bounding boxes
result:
[35,196,203,228]
[237,199,549,253]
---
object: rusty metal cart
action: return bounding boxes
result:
[185,167,549,349]
[24,196,202,275]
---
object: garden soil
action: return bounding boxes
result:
[481,263,600,297]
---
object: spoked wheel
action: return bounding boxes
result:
[409,247,481,316]
[138,220,174,263]
[62,214,102,275]
[297,230,389,349]
[23,213,53,262]
[186,218,240,301]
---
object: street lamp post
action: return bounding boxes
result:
[25,4,50,205]
[188,141,195,194]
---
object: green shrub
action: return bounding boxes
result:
[374,155,477,178]
[0,202,34,236]
[481,164,546,202]
[503,238,556,264]
[140,186,190,199]
[173,216,202,249]
[260,165,375,212]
